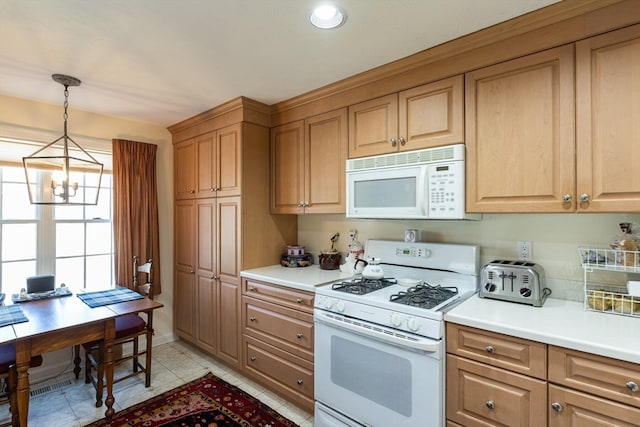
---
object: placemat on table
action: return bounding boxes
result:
[0,305,29,327]
[77,287,144,308]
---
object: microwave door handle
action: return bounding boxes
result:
[420,167,429,216]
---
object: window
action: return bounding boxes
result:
[0,165,114,295]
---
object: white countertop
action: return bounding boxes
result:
[241,264,353,292]
[445,295,640,364]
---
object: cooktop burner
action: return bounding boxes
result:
[389,283,459,309]
[332,277,397,295]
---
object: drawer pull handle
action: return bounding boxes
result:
[626,381,639,392]
[296,333,303,339]
[551,402,563,413]
[297,379,303,385]
[296,298,303,303]
[485,345,495,354]
[249,316,256,322]
[250,356,256,362]
[485,400,495,409]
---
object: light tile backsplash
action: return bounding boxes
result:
[296,212,640,302]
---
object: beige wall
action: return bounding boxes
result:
[0,94,175,381]
[298,212,640,299]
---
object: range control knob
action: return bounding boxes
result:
[322,297,334,310]
[336,300,346,313]
[407,316,421,332]
[520,288,532,298]
[484,283,497,292]
[390,312,403,327]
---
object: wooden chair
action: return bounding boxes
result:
[0,343,43,427]
[73,256,154,407]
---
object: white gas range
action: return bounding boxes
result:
[314,239,479,427]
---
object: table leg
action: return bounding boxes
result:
[103,318,115,420]
[15,341,31,427]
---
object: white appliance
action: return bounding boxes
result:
[314,239,480,427]
[346,144,479,220]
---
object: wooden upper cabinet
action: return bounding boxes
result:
[271,108,347,214]
[576,24,640,212]
[174,123,242,200]
[465,45,575,212]
[348,75,463,158]
[175,138,196,199]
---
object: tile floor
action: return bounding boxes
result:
[0,340,314,427]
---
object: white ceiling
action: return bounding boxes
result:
[0,0,559,128]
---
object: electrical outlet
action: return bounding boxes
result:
[517,240,532,261]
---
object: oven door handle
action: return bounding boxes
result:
[315,311,441,353]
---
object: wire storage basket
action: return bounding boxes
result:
[578,246,640,318]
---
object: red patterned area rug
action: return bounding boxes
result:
[85,372,300,427]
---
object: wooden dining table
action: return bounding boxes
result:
[1,291,163,426]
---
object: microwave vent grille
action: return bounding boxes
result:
[347,144,459,171]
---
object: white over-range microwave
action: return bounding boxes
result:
[346,144,479,220]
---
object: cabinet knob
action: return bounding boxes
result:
[485,345,495,354]
[297,379,303,385]
[249,316,256,322]
[296,333,303,339]
[579,193,590,202]
[189,270,195,274]
[485,400,495,409]
[626,381,639,392]
[389,138,397,147]
[296,298,303,304]
[250,356,256,362]
[562,194,572,203]
[551,402,563,412]
[189,190,195,194]
[398,136,406,145]
[249,286,257,292]
[210,188,215,192]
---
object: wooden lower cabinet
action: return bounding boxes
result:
[446,354,547,426]
[548,385,640,427]
[446,323,640,427]
[241,279,314,412]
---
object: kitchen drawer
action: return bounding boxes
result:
[549,346,640,409]
[243,335,314,411]
[446,354,547,427]
[549,384,640,426]
[446,323,547,380]
[242,296,314,360]
[243,279,314,313]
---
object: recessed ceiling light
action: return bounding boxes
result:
[310,4,346,29]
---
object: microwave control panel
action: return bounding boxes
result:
[427,161,465,218]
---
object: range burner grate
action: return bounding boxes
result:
[332,277,397,295]
[389,283,459,309]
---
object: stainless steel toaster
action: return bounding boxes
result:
[479,260,550,306]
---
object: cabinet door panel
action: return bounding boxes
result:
[447,354,547,427]
[218,279,240,365]
[174,139,196,199]
[174,267,196,340]
[576,24,640,211]
[549,385,640,427]
[196,199,215,274]
[348,93,398,158]
[399,75,464,150]
[175,200,195,271]
[466,45,575,212]
[196,132,216,197]
[217,197,240,280]
[196,275,216,353]
[217,123,242,197]
[270,121,304,213]
[305,108,348,214]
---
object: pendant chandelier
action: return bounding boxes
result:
[23,74,103,205]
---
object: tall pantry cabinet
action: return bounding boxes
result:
[169,97,297,369]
